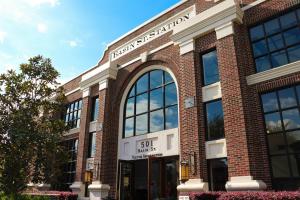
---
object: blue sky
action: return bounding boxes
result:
[0,0,180,83]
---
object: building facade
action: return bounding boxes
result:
[59,0,300,199]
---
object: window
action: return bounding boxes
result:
[91,97,99,122]
[123,70,178,138]
[250,8,300,72]
[201,50,220,86]
[205,99,225,141]
[60,138,78,190]
[88,132,96,158]
[64,99,82,129]
[261,85,300,190]
[208,158,228,191]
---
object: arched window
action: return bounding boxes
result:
[123,69,178,138]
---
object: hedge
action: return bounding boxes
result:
[0,191,78,200]
[190,192,300,200]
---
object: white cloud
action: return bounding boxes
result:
[69,40,78,47]
[22,0,60,7]
[37,23,48,33]
[0,31,7,44]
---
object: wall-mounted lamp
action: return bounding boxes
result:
[84,170,93,183]
[180,161,189,182]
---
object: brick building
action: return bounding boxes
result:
[58,0,300,199]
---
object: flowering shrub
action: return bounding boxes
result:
[190,191,300,200]
[24,191,77,200]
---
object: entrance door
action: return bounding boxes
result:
[119,161,134,200]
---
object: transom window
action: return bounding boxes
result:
[123,69,178,138]
[250,8,300,72]
[64,99,82,129]
[261,85,300,189]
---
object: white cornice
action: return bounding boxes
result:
[246,61,300,85]
[65,87,80,96]
[171,0,244,53]
[80,62,118,91]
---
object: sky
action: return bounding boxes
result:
[0,0,180,84]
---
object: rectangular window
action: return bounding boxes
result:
[64,99,82,129]
[201,50,220,86]
[261,85,300,190]
[208,158,228,191]
[205,99,225,141]
[88,132,96,158]
[91,96,99,122]
[59,138,78,190]
[250,8,300,72]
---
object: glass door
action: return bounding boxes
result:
[119,161,134,200]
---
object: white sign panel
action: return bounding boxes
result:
[118,128,179,160]
[110,6,195,61]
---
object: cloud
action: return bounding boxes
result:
[37,23,47,33]
[22,0,60,7]
[69,40,78,48]
[0,31,7,44]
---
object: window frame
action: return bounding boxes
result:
[122,70,178,138]
[64,99,82,129]
[260,85,300,189]
[204,98,225,141]
[200,48,220,87]
[249,6,300,73]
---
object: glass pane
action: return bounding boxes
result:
[278,87,297,109]
[270,50,288,68]
[271,156,290,178]
[202,50,219,85]
[150,70,163,89]
[136,93,148,114]
[77,110,81,119]
[206,100,225,140]
[165,83,177,106]
[76,119,80,128]
[89,132,96,158]
[264,18,281,35]
[150,109,164,133]
[261,92,279,113]
[124,118,134,137]
[268,133,286,155]
[287,130,300,153]
[267,34,284,52]
[297,86,300,103]
[250,25,264,41]
[252,40,268,57]
[74,101,78,110]
[92,98,99,121]
[265,112,283,133]
[288,45,300,63]
[70,103,74,112]
[136,73,148,94]
[208,158,228,191]
[282,109,300,130]
[78,100,82,109]
[136,114,148,135]
[126,97,135,117]
[166,105,178,129]
[128,85,135,98]
[283,27,300,46]
[280,12,298,29]
[255,56,271,72]
[150,88,163,110]
[290,155,300,177]
[164,72,173,84]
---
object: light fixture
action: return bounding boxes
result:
[180,161,189,182]
[84,170,93,183]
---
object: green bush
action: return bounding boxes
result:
[0,193,50,200]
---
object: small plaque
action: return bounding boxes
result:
[184,96,195,108]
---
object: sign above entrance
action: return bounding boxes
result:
[110,6,196,61]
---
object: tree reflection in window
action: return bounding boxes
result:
[205,100,225,141]
[123,70,178,138]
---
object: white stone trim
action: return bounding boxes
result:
[246,61,300,85]
[205,139,227,159]
[226,176,267,191]
[99,79,108,91]
[202,81,222,102]
[65,87,80,96]
[215,21,234,40]
[179,39,194,55]
[177,179,208,192]
[70,182,85,197]
[242,0,267,11]
[140,51,149,63]
[64,127,80,136]
[88,181,110,200]
[89,121,97,132]
[82,87,90,98]
[171,0,243,52]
